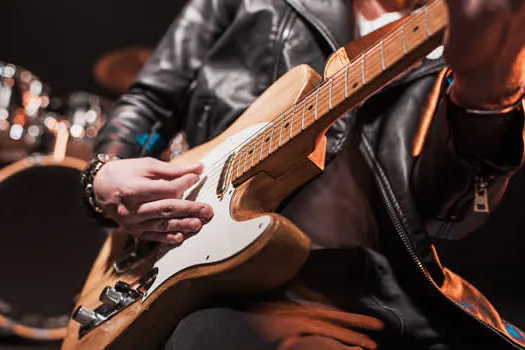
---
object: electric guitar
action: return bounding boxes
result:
[63,1,448,348]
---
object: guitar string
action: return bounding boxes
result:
[183,6,447,203]
[174,4,446,203]
[226,0,445,166]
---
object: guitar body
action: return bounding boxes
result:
[63,64,333,350]
[63,5,448,345]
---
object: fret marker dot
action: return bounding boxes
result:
[284,123,289,128]
[265,137,270,142]
[413,26,419,32]
[308,105,313,111]
[352,82,358,89]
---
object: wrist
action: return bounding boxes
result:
[451,71,525,110]
[446,81,524,120]
[81,153,120,214]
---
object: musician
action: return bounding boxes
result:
[81,0,525,348]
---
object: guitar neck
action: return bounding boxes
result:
[231,0,449,184]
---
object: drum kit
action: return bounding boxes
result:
[0,49,158,343]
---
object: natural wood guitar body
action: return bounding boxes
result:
[63,64,331,350]
[63,3,448,346]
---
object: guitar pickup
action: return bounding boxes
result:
[216,153,234,199]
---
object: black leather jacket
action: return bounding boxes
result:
[95,0,525,347]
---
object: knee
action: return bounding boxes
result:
[163,307,272,350]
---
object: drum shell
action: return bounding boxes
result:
[0,155,107,341]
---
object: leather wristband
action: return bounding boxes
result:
[448,95,525,117]
[445,77,525,117]
[80,153,120,214]
[445,91,525,173]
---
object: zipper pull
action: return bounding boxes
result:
[473,176,490,213]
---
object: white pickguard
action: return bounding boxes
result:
[143,123,272,300]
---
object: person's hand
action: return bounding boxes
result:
[93,157,214,244]
[443,0,525,108]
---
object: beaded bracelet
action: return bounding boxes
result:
[80,153,120,214]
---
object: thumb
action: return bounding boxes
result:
[149,161,204,179]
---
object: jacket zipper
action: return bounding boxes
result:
[272,8,294,83]
[445,173,495,225]
[278,5,516,344]
[473,175,490,213]
[360,137,523,349]
[196,102,213,143]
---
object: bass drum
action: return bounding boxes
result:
[0,155,107,341]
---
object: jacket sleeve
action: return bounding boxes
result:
[94,0,240,158]
[413,75,525,239]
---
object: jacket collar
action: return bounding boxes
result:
[284,0,355,50]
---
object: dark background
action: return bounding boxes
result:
[1,0,525,348]
[1,0,188,98]
[1,1,187,349]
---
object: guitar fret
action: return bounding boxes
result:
[344,66,349,99]
[361,55,366,84]
[301,98,307,130]
[278,118,284,146]
[268,126,274,155]
[251,143,256,167]
[314,89,319,120]
[424,7,432,35]
[227,1,449,185]
[388,29,405,66]
[243,149,248,172]
[259,133,265,161]
[328,79,333,110]
[427,1,448,37]
[236,150,243,177]
[402,24,407,54]
[290,106,295,138]
[380,40,386,71]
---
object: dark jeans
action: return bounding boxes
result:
[164,303,382,350]
[163,249,507,350]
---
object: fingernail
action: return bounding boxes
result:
[188,219,200,231]
[167,233,184,244]
[199,206,213,219]
[194,162,205,173]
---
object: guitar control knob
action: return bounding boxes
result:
[114,281,132,293]
[115,281,141,299]
[72,306,104,326]
[99,286,125,306]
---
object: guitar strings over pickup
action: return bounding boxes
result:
[217,153,234,199]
